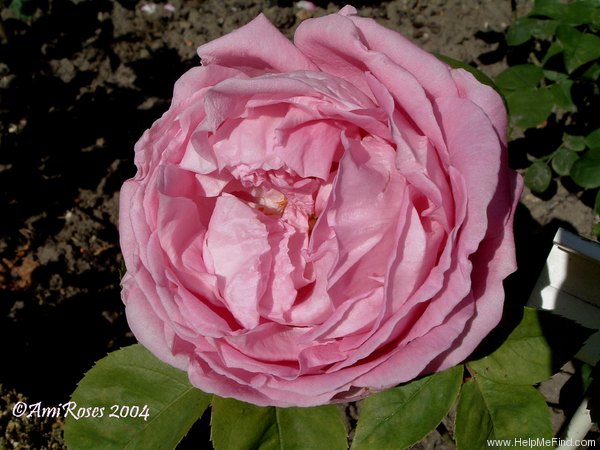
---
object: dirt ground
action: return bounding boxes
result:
[0,0,597,448]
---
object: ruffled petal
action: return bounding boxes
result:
[204,195,273,329]
[198,14,317,72]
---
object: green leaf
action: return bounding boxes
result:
[595,189,600,215]
[585,128,600,149]
[495,65,545,91]
[552,147,579,175]
[210,397,347,450]
[571,147,600,188]
[562,0,600,25]
[530,0,599,25]
[590,0,600,26]
[455,376,553,450]
[583,62,600,80]
[64,344,211,450]
[506,17,537,46]
[557,24,600,73]
[469,308,593,385]
[531,0,568,19]
[543,69,569,81]
[563,133,587,151]
[530,18,560,39]
[549,80,576,112]
[524,161,552,193]
[580,362,595,392]
[506,17,558,46]
[351,366,463,450]
[542,41,565,66]
[468,308,553,385]
[505,87,554,129]
[435,53,498,91]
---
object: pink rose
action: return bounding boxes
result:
[119,6,522,407]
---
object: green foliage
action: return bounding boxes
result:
[63,345,211,450]
[507,17,558,45]
[469,308,555,385]
[457,307,591,449]
[519,129,600,194]
[498,0,600,237]
[469,307,593,385]
[210,398,347,450]
[351,366,463,450]
[496,64,546,90]
[563,133,587,151]
[586,128,600,148]
[524,161,552,192]
[551,146,579,175]
[571,147,600,188]
[505,87,555,130]
[455,376,553,450]
[557,24,600,73]
[67,305,592,448]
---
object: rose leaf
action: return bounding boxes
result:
[504,87,554,130]
[541,41,565,66]
[549,81,576,113]
[524,161,552,193]
[531,0,567,20]
[585,128,600,150]
[210,397,347,450]
[582,61,600,81]
[571,147,600,188]
[551,147,579,176]
[561,0,600,26]
[495,64,545,92]
[557,24,600,74]
[506,17,537,46]
[530,18,559,40]
[562,133,587,152]
[63,344,211,450]
[506,18,557,46]
[469,307,593,385]
[351,365,463,450]
[455,376,553,450]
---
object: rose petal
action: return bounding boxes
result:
[198,13,317,72]
[325,136,405,302]
[342,8,458,99]
[204,195,273,329]
[451,69,508,146]
[123,272,189,371]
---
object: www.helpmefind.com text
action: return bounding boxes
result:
[487,437,596,448]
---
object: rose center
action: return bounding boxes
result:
[252,187,288,217]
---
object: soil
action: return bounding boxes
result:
[0,0,597,448]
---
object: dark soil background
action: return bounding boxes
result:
[0,0,597,448]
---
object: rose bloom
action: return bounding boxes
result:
[119,6,522,407]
